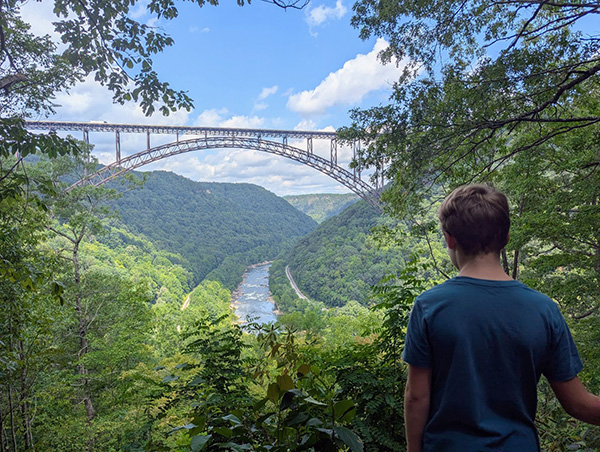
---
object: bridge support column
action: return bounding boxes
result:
[307,137,313,155]
[83,129,89,145]
[352,141,357,181]
[147,130,150,150]
[375,160,384,191]
[356,141,361,180]
[115,130,121,164]
[330,139,337,165]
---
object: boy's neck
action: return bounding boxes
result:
[455,251,513,281]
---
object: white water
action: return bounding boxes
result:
[231,263,277,325]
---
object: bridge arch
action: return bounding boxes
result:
[73,135,382,211]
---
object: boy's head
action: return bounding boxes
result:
[438,184,510,256]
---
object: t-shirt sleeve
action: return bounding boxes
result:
[402,298,432,368]
[543,305,583,382]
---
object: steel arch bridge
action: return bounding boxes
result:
[24,121,382,211]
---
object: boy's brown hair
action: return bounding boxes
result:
[438,184,510,256]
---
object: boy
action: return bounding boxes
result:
[402,184,600,451]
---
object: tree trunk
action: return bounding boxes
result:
[18,340,34,451]
[1,402,7,452]
[73,242,95,422]
[7,387,17,452]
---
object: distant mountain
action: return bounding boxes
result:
[283,193,359,223]
[110,171,318,289]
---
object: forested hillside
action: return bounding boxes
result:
[271,199,449,309]
[283,193,359,223]
[111,171,318,289]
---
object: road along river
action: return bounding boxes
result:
[231,262,278,326]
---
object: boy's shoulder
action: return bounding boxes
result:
[416,277,557,309]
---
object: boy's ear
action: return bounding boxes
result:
[443,231,458,250]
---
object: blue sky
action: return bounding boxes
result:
[22,1,408,195]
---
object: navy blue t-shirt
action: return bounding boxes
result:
[402,277,583,452]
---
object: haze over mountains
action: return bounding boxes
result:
[283,193,359,223]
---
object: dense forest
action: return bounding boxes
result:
[0,154,409,451]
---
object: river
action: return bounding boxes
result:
[231,263,278,326]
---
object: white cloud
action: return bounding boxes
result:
[19,1,58,38]
[130,0,150,20]
[287,38,407,115]
[254,102,268,112]
[253,86,279,111]
[146,148,354,195]
[258,85,279,101]
[195,108,229,126]
[190,26,210,33]
[221,115,265,129]
[53,75,190,124]
[305,0,347,28]
[295,119,317,130]
[194,109,265,129]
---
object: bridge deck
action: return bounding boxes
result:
[25,120,338,140]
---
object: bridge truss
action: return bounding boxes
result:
[25,121,383,211]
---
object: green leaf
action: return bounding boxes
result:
[333,399,356,422]
[267,382,280,404]
[188,376,205,386]
[297,363,310,376]
[222,414,242,425]
[191,416,206,431]
[286,411,310,426]
[333,426,363,452]
[277,373,294,391]
[303,396,326,406]
[213,427,232,439]
[191,434,212,452]
[216,443,252,451]
[306,417,322,427]
[279,390,296,410]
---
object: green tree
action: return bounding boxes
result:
[39,154,121,423]
[0,176,62,451]
[342,0,599,209]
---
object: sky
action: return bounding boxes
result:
[21,0,408,196]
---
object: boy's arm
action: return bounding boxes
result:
[404,364,432,452]
[549,376,600,425]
